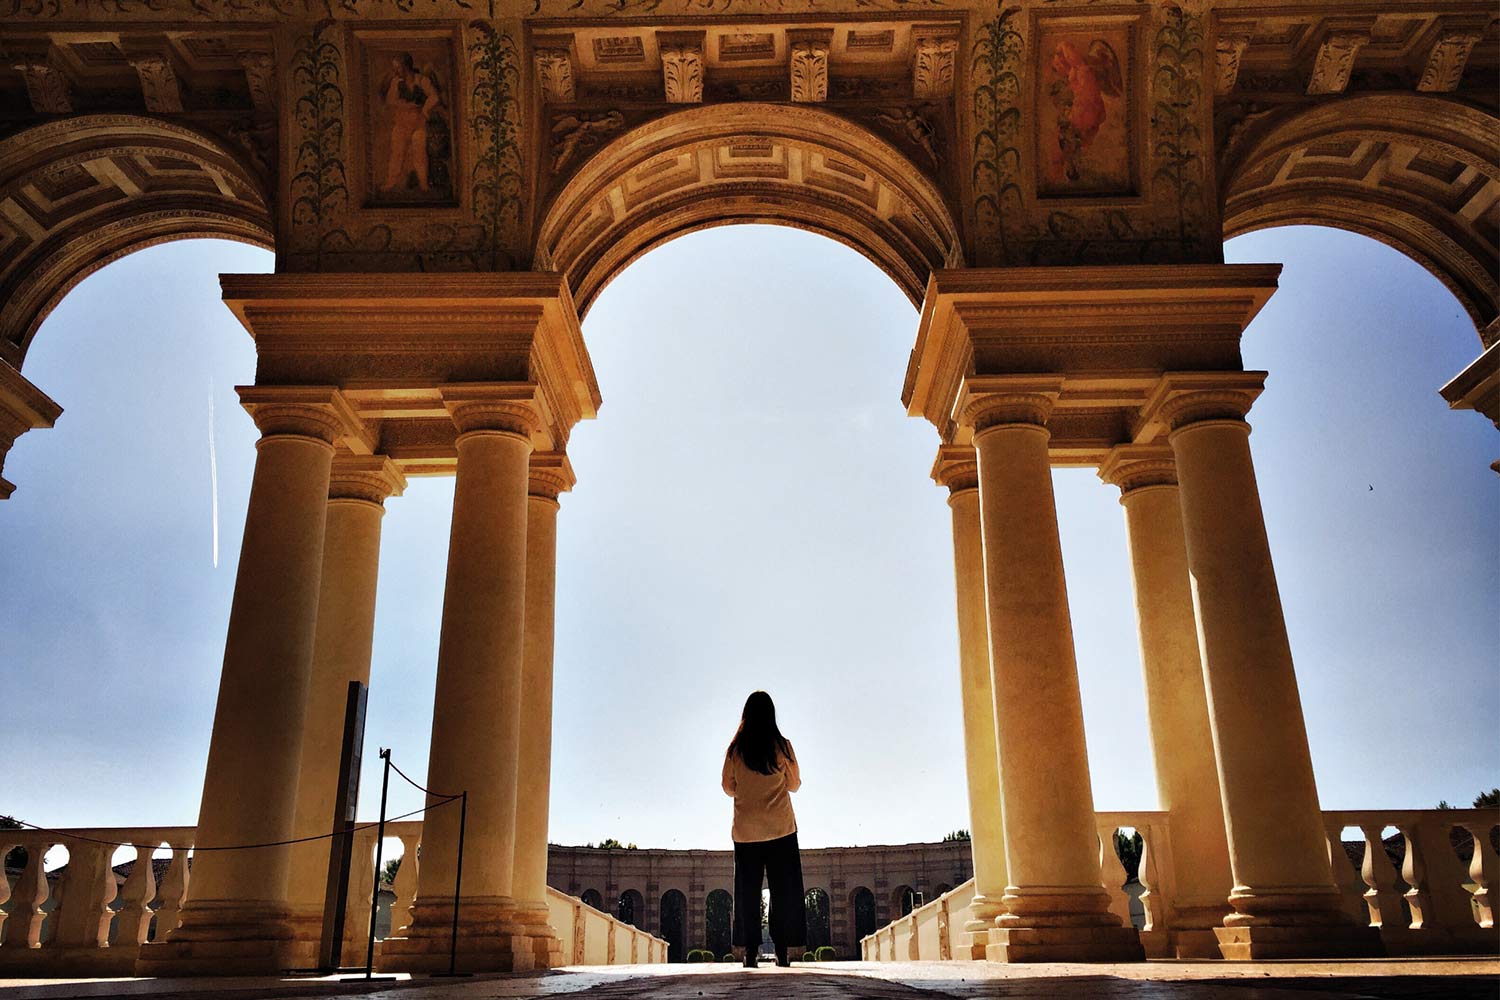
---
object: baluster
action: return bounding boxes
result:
[389,833,421,937]
[1462,821,1497,928]
[53,840,117,949]
[113,843,158,947]
[0,838,16,944]
[152,841,192,940]
[1401,816,1476,934]
[342,827,377,956]
[1358,824,1408,929]
[1136,823,1165,932]
[1324,819,1368,923]
[1096,823,1133,926]
[4,841,53,947]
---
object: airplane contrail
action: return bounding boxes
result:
[209,380,220,568]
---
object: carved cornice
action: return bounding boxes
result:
[659,32,705,104]
[1417,30,1482,93]
[1306,32,1368,95]
[127,52,184,113]
[1216,36,1249,95]
[1098,445,1177,495]
[236,386,367,447]
[535,40,577,103]
[912,24,959,100]
[10,51,70,114]
[529,450,577,500]
[929,445,978,494]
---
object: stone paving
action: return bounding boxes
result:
[0,960,1496,1000]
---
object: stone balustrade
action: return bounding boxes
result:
[863,810,1497,961]
[0,819,667,975]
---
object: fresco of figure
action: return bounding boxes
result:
[379,52,444,195]
[1046,38,1123,185]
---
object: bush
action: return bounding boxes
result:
[815,946,836,962]
[801,950,814,962]
[686,949,714,963]
[721,953,735,962]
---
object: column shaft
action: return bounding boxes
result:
[140,391,350,976]
[381,405,535,973]
[936,453,1007,945]
[1167,398,1378,959]
[969,393,1141,962]
[284,458,403,967]
[1103,450,1232,958]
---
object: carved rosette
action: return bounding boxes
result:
[528,451,576,502]
[128,54,184,113]
[12,55,70,113]
[1306,33,1368,95]
[789,35,830,103]
[237,52,276,113]
[912,29,958,100]
[328,456,407,507]
[535,45,577,103]
[1215,36,1249,95]
[1417,32,1481,93]
[660,41,704,104]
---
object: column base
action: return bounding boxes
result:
[985,925,1144,963]
[956,930,990,960]
[281,906,370,972]
[1214,923,1383,960]
[135,901,299,976]
[378,898,537,974]
[512,902,565,968]
[1165,928,1224,959]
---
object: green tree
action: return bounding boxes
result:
[381,856,402,885]
[1112,829,1143,882]
[942,829,971,842]
[1473,788,1499,808]
[0,815,27,870]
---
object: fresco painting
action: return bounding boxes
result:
[1037,25,1132,197]
[366,39,456,205]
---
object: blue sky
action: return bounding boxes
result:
[0,225,1494,856]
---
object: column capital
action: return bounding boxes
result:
[1137,372,1265,437]
[328,455,406,506]
[441,384,544,439]
[237,386,367,448]
[957,376,1062,433]
[1098,445,1177,496]
[930,445,978,495]
[529,451,576,501]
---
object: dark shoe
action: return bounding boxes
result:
[742,953,758,969]
[775,945,790,967]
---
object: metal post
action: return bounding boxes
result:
[364,748,391,979]
[449,791,467,976]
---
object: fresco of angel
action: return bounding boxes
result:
[1043,35,1125,189]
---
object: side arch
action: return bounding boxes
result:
[0,114,274,368]
[1220,95,1499,334]
[535,102,963,317]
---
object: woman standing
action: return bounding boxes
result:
[721,691,807,968]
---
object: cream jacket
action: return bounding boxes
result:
[722,742,801,844]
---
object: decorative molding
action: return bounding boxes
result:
[128,54,184,113]
[287,19,348,262]
[528,451,576,500]
[1097,446,1177,494]
[1158,389,1257,430]
[237,387,365,447]
[535,42,577,103]
[961,391,1056,433]
[442,385,544,438]
[1306,32,1368,95]
[11,54,71,114]
[1215,36,1249,95]
[1417,31,1481,93]
[469,21,526,271]
[550,111,625,174]
[930,445,978,494]
[788,30,831,103]
[659,34,704,104]
[328,455,406,505]
[237,51,276,113]
[912,25,959,100]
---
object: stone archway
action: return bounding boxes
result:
[534,102,964,318]
[0,115,273,370]
[1220,94,1500,335]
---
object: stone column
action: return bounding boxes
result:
[140,388,359,976]
[931,446,1007,957]
[284,456,406,968]
[380,388,538,973]
[510,452,575,969]
[965,380,1142,963]
[1098,445,1232,959]
[1158,377,1378,959]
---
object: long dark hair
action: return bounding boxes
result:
[727,690,792,776]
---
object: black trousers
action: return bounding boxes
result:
[731,830,806,950]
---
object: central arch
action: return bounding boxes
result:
[535,103,964,317]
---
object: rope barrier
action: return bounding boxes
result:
[387,757,461,801]
[4,795,460,854]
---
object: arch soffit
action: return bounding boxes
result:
[1220,95,1500,331]
[535,103,964,318]
[0,114,274,369]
